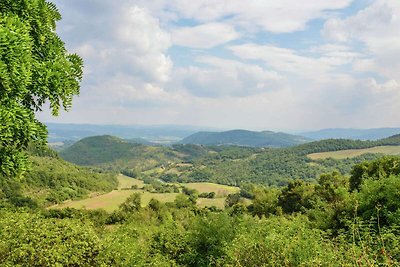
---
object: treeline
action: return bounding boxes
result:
[293,134,400,155]
[1,156,400,266]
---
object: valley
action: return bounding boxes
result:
[3,1,400,265]
[54,174,239,211]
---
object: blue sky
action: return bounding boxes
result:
[38,0,400,131]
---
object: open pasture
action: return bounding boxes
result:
[184,182,240,197]
[54,190,178,212]
[117,174,144,189]
[307,145,400,160]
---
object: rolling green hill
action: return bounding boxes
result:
[179,129,311,147]
[0,146,118,207]
[59,135,184,171]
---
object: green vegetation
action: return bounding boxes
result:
[54,179,239,212]
[2,1,400,265]
[180,129,311,147]
[0,0,82,177]
[59,134,400,187]
[0,146,117,208]
[60,135,182,170]
[55,190,179,212]
[2,156,400,266]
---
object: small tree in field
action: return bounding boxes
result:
[0,0,83,177]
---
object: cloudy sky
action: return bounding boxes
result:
[38,0,400,131]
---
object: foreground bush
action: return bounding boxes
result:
[0,210,102,266]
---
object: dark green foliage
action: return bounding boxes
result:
[225,193,242,207]
[350,156,400,191]
[278,180,315,213]
[198,192,216,198]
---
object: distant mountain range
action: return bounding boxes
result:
[300,128,400,141]
[179,130,311,147]
[46,123,400,147]
[46,123,213,144]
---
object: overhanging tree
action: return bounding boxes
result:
[0,0,82,177]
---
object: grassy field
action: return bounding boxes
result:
[184,183,240,197]
[308,145,400,160]
[117,174,144,189]
[52,176,242,212]
[197,198,226,209]
[54,190,178,212]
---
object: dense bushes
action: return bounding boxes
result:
[0,210,102,266]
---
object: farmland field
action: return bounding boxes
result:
[184,182,240,197]
[307,145,400,160]
[197,198,226,209]
[54,190,178,212]
[52,177,240,212]
[117,174,144,189]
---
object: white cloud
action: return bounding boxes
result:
[54,1,172,84]
[323,0,400,79]
[171,56,285,97]
[171,23,239,48]
[229,43,360,82]
[40,0,400,130]
[137,0,352,33]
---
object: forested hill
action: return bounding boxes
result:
[0,145,117,207]
[179,129,311,147]
[59,135,183,168]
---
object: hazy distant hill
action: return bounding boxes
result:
[301,128,400,141]
[46,123,211,144]
[179,130,311,147]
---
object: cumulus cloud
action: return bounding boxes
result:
[135,0,352,33]
[171,23,239,48]
[170,56,285,97]
[54,0,172,84]
[36,0,400,130]
[229,43,361,82]
[323,0,400,79]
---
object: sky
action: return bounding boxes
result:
[37,0,400,131]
